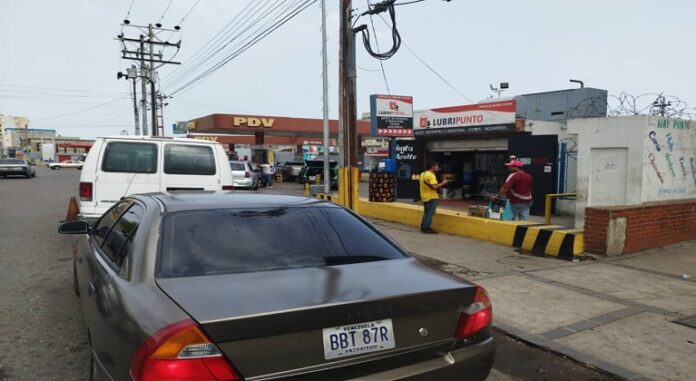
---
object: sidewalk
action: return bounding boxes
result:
[372,219,696,381]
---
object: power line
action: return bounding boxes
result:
[168,0,318,96]
[367,0,390,94]
[31,98,129,121]
[0,84,128,95]
[170,0,315,95]
[158,0,174,23]
[376,13,472,102]
[178,0,203,24]
[163,0,284,87]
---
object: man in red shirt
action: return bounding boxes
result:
[492,160,533,221]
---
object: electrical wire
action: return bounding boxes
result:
[162,0,276,86]
[394,0,426,5]
[367,0,391,94]
[31,98,129,121]
[168,0,318,96]
[376,13,472,102]
[170,0,317,95]
[166,0,296,88]
[178,0,203,25]
[355,0,401,60]
[158,0,174,23]
[0,84,128,96]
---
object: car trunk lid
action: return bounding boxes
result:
[156,258,476,379]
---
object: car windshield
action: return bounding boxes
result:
[158,206,407,278]
[0,159,24,165]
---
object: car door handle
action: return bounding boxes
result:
[87,282,96,297]
[167,187,204,191]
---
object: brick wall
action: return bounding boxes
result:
[584,199,696,255]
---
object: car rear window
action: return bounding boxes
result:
[158,206,406,278]
[0,159,24,164]
[229,162,245,171]
[164,144,216,175]
[102,142,157,173]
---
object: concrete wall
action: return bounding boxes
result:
[569,116,647,228]
[642,117,696,202]
[570,115,696,229]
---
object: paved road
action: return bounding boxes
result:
[0,167,87,380]
[0,170,615,380]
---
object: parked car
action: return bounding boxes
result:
[301,160,339,189]
[229,160,259,190]
[48,160,84,170]
[59,192,495,381]
[0,159,35,178]
[283,160,305,181]
[77,136,234,221]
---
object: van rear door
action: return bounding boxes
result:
[160,142,221,192]
[95,141,161,211]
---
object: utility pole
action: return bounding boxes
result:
[339,0,358,210]
[148,24,158,136]
[118,21,181,136]
[139,35,149,136]
[321,0,330,195]
[117,66,140,135]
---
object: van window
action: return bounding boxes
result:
[102,142,157,174]
[164,144,216,176]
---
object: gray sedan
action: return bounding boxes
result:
[59,193,495,381]
[0,158,35,178]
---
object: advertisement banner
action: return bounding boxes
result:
[370,94,414,137]
[414,100,516,137]
[643,117,696,201]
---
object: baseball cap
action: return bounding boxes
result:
[504,160,524,167]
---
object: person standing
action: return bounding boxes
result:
[419,162,448,234]
[261,162,274,188]
[492,160,533,220]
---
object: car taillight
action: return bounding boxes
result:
[79,182,93,201]
[131,319,241,381]
[222,185,234,191]
[244,171,251,178]
[455,286,492,339]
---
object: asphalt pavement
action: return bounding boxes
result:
[0,167,87,380]
[0,171,617,381]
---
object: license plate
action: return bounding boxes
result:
[322,319,396,360]
[309,176,316,181]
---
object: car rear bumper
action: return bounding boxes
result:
[347,337,495,381]
[233,178,254,188]
[0,168,30,175]
[248,337,495,381]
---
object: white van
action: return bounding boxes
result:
[78,136,234,220]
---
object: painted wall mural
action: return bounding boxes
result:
[643,118,696,201]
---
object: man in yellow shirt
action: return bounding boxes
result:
[419,162,448,234]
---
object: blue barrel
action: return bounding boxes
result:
[379,159,397,173]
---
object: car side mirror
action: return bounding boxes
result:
[58,220,90,234]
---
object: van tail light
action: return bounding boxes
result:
[222,185,234,191]
[455,286,493,339]
[130,319,242,381]
[79,182,93,201]
[244,171,251,178]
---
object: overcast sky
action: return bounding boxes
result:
[1,0,694,139]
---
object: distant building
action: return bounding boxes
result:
[0,114,30,156]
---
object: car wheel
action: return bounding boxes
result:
[77,167,83,170]
[55,166,61,170]
[31,172,36,177]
